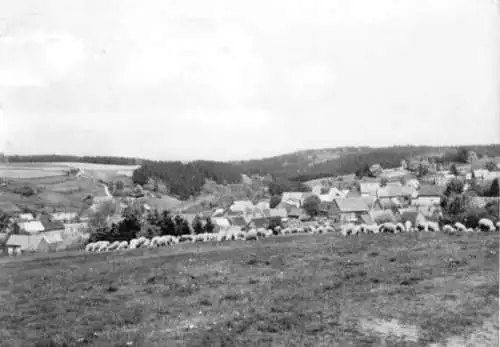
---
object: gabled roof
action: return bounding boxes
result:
[41,220,65,232]
[51,212,77,221]
[288,207,306,217]
[229,215,250,227]
[248,217,270,229]
[230,200,254,212]
[377,183,412,198]
[362,196,377,209]
[418,185,445,197]
[269,208,287,218]
[6,234,42,250]
[335,198,369,213]
[18,221,45,234]
[18,213,34,221]
[212,217,231,228]
[42,232,63,244]
[376,197,402,209]
[345,190,361,198]
[360,182,380,196]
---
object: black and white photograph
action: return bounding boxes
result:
[0,0,499,346]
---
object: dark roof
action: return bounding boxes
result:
[345,190,362,198]
[335,198,369,213]
[41,220,65,232]
[229,216,248,227]
[249,218,270,229]
[418,185,445,197]
[287,207,306,217]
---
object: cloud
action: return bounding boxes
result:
[0,31,85,87]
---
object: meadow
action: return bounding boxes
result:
[0,231,497,347]
[0,162,139,179]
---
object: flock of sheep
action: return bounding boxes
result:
[84,218,499,253]
[340,218,500,236]
[84,224,336,253]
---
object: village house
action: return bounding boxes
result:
[51,212,78,223]
[230,200,254,213]
[287,207,307,220]
[319,187,345,202]
[212,217,231,231]
[6,234,43,255]
[17,221,45,235]
[246,217,271,230]
[321,198,370,224]
[360,182,380,198]
[281,192,306,207]
[228,215,251,229]
[473,169,500,184]
[413,185,443,208]
[18,213,35,222]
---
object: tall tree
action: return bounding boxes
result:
[450,164,459,177]
[485,178,499,197]
[303,195,321,217]
[270,195,282,208]
[205,217,215,233]
[192,215,204,235]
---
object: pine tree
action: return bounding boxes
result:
[192,215,204,235]
[205,217,215,233]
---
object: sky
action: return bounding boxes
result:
[0,0,499,161]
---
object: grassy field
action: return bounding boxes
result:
[0,162,139,179]
[0,232,498,347]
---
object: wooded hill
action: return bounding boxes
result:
[6,144,500,200]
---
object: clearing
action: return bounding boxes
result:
[0,232,498,346]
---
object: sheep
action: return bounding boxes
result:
[395,223,406,233]
[140,239,151,248]
[479,218,495,232]
[106,241,121,251]
[382,222,396,234]
[427,222,440,233]
[454,222,466,232]
[179,235,194,243]
[116,241,128,250]
[417,222,428,232]
[366,224,379,234]
[358,224,367,234]
[442,225,455,234]
[245,230,259,241]
[129,238,139,249]
[96,241,110,253]
[85,242,94,252]
[341,223,356,237]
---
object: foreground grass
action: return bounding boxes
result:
[0,232,498,346]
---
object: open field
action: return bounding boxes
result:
[0,162,139,179]
[0,232,498,346]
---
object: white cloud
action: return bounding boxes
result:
[0,31,85,87]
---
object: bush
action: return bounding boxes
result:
[13,185,35,197]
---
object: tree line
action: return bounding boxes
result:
[132,160,243,200]
[88,204,217,243]
[6,155,139,165]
